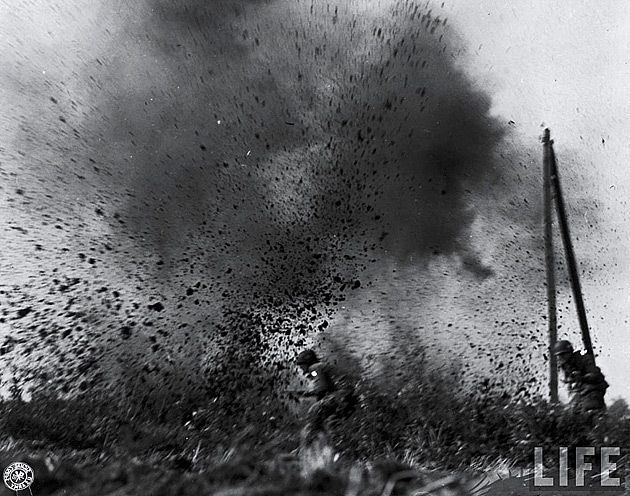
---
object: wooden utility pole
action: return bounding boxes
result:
[542,129,558,403]
[543,129,597,402]
[548,141,596,364]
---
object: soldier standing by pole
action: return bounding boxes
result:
[553,340,608,416]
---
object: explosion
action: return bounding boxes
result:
[1,0,547,407]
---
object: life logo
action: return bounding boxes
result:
[3,462,35,495]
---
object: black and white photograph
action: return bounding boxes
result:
[1,1,629,495]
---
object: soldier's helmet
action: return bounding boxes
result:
[553,340,574,356]
[296,349,318,366]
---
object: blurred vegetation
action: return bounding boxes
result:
[1,364,630,495]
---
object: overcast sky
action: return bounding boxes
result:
[450,0,630,399]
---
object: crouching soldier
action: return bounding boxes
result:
[295,348,356,444]
[554,340,608,418]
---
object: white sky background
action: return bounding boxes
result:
[446,0,630,399]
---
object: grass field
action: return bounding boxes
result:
[1,373,629,496]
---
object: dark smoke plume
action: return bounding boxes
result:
[1,0,546,404]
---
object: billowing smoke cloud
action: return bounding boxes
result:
[1,0,547,404]
[113,0,504,267]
